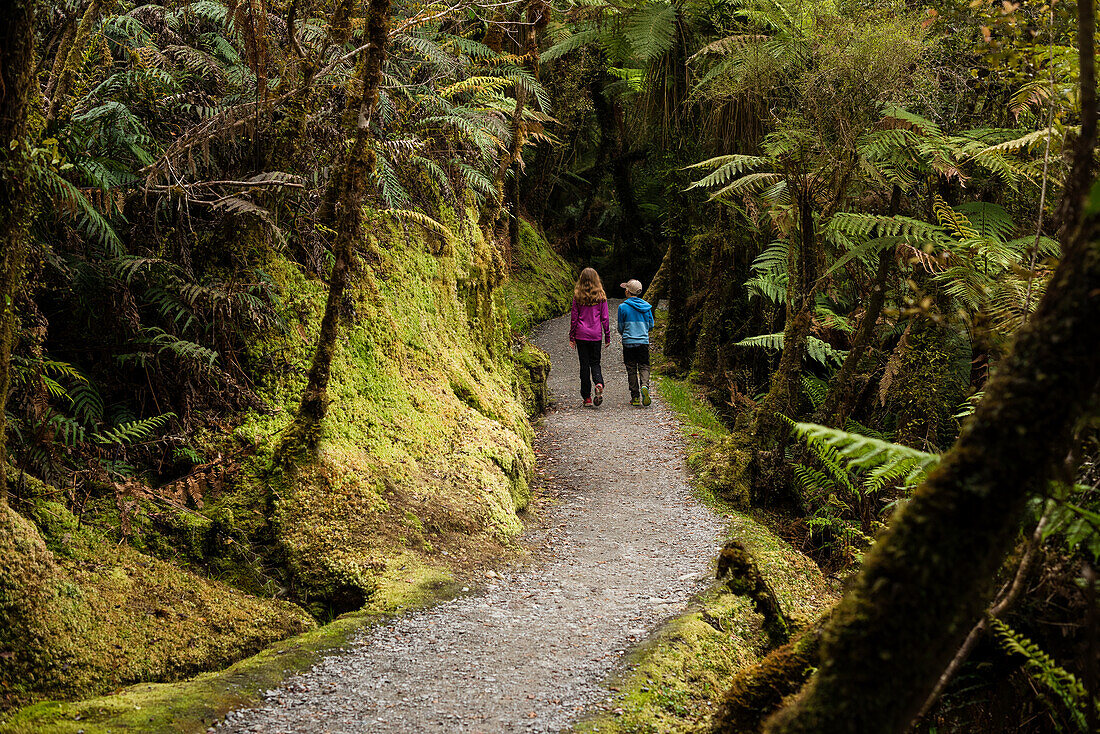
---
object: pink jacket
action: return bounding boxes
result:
[569,299,610,342]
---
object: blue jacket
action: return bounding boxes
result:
[617,297,654,345]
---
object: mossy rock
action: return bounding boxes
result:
[1,199,565,712]
[0,499,314,712]
[512,342,551,415]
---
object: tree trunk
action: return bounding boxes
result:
[711,613,831,734]
[481,3,545,249]
[753,182,817,442]
[645,243,672,302]
[765,7,1098,730]
[0,0,39,505]
[814,186,900,427]
[45,0,112,125]
[291,0,391,445]
[663,163,694,367]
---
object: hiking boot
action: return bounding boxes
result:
[583,398,593,407]
[630,397,642,407]
[641,385,651,407]
[593,383,603,406]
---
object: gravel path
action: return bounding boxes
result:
[219,305,724,733]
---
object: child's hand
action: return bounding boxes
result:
[569,339,576,349]
[604,337,610,346]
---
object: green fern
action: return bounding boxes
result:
[626,2,678,62]
[746,240,789,304]
[734,332,847,367]
[991,618,1098,732]
[788,421,940,494]
[381,209,457,243]
[93,413,177,447]
[137,327,219,365]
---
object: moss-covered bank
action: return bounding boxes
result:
[1,202,573,721]
[501,218,575,333]
[574,375,837,734]
[0,475,314,713]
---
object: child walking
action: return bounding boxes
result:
[569,268,611,407]
[617,279,654,407]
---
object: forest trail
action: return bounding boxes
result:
[219,307,724,733]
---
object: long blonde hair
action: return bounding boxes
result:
[573,267,607,305]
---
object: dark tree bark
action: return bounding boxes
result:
[813,185,901,427]
[765,5,1099,730]
[291,0,391,443]
[752,181,817,443]
[0,0,39,505]
[663,204,692,365]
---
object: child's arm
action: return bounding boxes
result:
[645,307,654,331]
[617,304,625,335]
[602,301,610,343]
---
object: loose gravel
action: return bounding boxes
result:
[218,305,724,733]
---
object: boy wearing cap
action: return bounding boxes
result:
[617,279,655,407]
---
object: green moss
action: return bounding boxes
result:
[500,219,575,333]
[0,499,314,712]
[0,574,463,734]
[575,590,765,734]
[513,343,551,415]
[2,196,560,715]
[658,375,753,508]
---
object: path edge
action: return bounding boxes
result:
[572,373,840,734]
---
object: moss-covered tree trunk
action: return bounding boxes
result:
[765,7,1099,730]
[44,0,112,125]
[0,0,38,505]
[711,613,830,734]
[752,183,817,443]
[291,0,391,444]
[813,186,900,427]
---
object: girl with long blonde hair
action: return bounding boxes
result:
[569,268,610,407]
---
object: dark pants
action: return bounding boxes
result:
[576,339,604,399]
[623,344,650,398]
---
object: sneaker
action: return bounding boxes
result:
[593,384,603,406]
[583,398,593,407]
[641,385,651,407]
[630,397,641,407]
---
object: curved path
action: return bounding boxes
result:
[220,306,724,733]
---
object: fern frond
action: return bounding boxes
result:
[686,155,769,191]
[381,209,456,242]
[734,333,846,366]
[539,28,602,62]
[789,422,940,493]
[93,412,176,446]
[626,2,677,61]
[991,618,1097,732]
